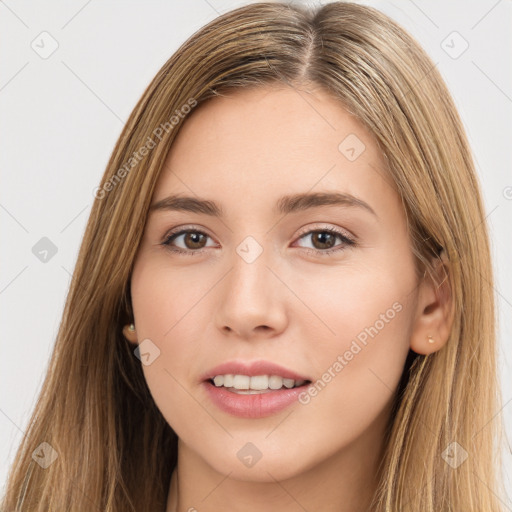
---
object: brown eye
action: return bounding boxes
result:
[294,227,356,256]
[308,231,338,250]
[180,231,208,250]
[162,229,215,255]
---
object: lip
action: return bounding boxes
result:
[200,360,311,382]
[203,381,311,419]
[200,360,312,419]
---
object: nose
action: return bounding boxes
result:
[214,243,288,341]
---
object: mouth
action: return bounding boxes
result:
[200,360,313,418]
[203,375,312,418]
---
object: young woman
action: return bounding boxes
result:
[1,2,506,511]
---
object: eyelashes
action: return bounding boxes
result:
[160,225,357,258]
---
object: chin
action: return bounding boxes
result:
[225,461,306,483]
[201,443,315,483]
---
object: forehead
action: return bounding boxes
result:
[152,85,397,218]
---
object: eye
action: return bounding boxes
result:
[160,224,356,257]
[292,225,356,256]
[161,226,216,256]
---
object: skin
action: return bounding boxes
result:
[123,84,453,512]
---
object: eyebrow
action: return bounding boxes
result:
[149,191,377,218]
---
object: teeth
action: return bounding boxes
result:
[283,378,295,389]
[233,375,250,389]
[250,375,269,390]
[268,375,283,389]
[213,375,225,387]
[211,374,307,391]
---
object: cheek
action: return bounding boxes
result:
[131,254,206,342]
[129,259,204,420]
[288,258,416,422]
[290,254,415,351]
[305,297,413,411]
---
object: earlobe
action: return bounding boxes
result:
[122,323,138,344]
[410,249,454,355]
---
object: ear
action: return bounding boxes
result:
[410,249,454,355]
[122,324,139,345]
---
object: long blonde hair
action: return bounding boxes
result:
[1,2,506,510]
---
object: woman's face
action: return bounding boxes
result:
[129,85,423,483]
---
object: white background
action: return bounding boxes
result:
[1,0,511,506]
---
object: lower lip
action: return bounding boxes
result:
[203,380,309,419]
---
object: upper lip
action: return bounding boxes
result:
[201,360,311,383]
